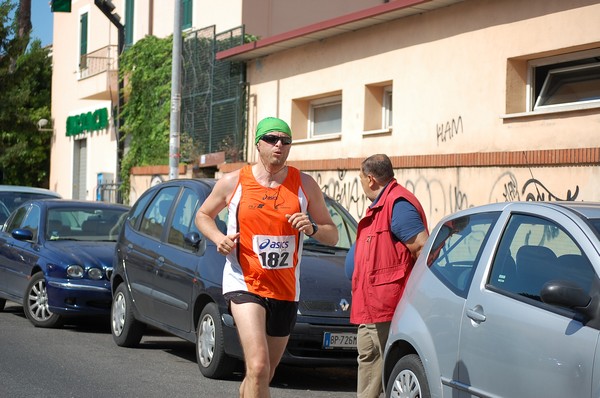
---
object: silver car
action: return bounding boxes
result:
[383,201,600,398]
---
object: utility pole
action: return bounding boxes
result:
[169,1,182,180]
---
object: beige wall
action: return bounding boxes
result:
[247,0,600,162]
[242,0,600,226]
[242,0,384,38]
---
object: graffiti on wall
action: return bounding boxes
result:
[316,170,369,219]
[315,168,581,227]
[437,116,463,146]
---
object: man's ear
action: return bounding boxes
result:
[368,174,378,190]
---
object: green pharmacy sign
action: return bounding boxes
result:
[66,108,109,136]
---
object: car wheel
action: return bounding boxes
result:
[386,354,431,398]
[196,302,237,379]
[23,271,63,328]
[0,298,5,310]
[111,283,145,347]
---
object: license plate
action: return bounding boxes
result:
[323,332,357,349]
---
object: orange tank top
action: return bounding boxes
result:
[222,165,309,301]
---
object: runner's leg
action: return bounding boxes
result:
[231,301,270,398]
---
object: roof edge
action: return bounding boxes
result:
[216,0,436,61]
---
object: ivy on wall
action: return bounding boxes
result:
[118,34,173,200]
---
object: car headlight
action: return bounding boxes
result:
[67,265,84,278]
[88,267,103,280]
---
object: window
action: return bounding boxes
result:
[167,188,200,248]
[426,212,500,297]
[309,96,342,137]
[303,197,356,249]
[5,206,28,234]
[21,205,41,241]
[182,0,193,30]
[364,82,392,132]
[489,214,596,301]
[530,49,600,111]
[127,190,154,229]
[291,91,342,140]
[140,187,179,239]
[125,0,134,48]
[383,86,393,128]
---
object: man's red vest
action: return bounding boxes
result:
[350,179,427,324]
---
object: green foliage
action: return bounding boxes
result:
[118,35,173,199]
[244,33,259,43]
[0,1,52,186]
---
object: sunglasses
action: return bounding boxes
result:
[260,135,292,145]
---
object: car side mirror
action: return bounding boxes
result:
[184,231,206,255]
[541,280,595,321]
[12,228,34,241]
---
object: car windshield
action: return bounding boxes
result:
[303,197,356,250]
[46,207,129,241]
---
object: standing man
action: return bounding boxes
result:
[351,154,429,398]
[195,116,338,398]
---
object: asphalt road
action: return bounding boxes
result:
[0,301,358,398]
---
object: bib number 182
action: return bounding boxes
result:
[259,251,289,268]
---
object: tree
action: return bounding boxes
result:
[0,0,52,187]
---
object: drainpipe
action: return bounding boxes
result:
[94,0,125,196]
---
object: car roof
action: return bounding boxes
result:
[27,199,130,210]
[0,185,61,197]
[441,201,600,222]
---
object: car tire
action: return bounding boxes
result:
[111,283,145,347]
[0,298,5,311]
[385,354,431,398]
[23,271,63,328]
[196,302,237,379]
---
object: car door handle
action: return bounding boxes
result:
[466,306,486,323]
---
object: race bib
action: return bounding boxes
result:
[253,234,296,269]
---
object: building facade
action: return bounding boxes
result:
[51,0,600,227]
[50,0,379,204]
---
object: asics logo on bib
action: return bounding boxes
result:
[258,239,290,250]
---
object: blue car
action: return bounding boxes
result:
[0,199,129,328]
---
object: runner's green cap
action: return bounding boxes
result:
[255,117,292,144]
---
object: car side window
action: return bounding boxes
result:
[21,205,41,241]
[167,188,200,249]
[5,206,28,232]
[127,190,154,228]
[426,212,499,297]
[489,214,596,301]
[139,187,179,240]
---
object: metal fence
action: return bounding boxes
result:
[96,183,122,204]
[181,26,247,164]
